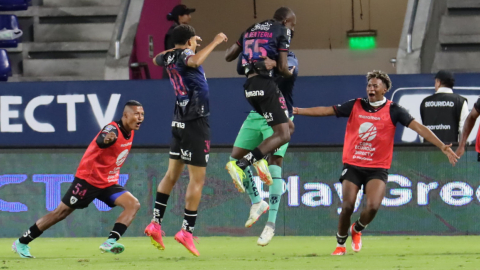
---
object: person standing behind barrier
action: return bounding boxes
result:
[420,70,468,144]
[163,4,195,79]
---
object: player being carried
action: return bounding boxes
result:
[293,70,458,255]
[12,101,145,258]
[224,7,296,207]
[144,25,227,257]
[232,51,298,246]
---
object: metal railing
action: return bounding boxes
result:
[115,0,131,60]
[407,0,419,54]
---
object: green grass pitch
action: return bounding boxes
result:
[1,236,479,269]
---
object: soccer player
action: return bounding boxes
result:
[224,7,296,190]
[293,70,458,255]
[455,97,480,158]
[12,101,145,258]
[232,51,298,246]
[144,25,227,257]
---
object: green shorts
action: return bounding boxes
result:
[233,111,293,158]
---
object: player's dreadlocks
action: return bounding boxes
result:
[367,70,392,92]
[273,7,293,22]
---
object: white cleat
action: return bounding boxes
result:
[245,201,269,228]
[257,225,275,246]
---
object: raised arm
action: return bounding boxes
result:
[225,42,242,62]
[187,33,228,68]
[408,120,458,166]
[293,106,335,117]
[456,106,480,157]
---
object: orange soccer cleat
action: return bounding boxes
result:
[350,224,362,252]
[174,229,200,257]
[144,221,165,250]
[331,246,346,255]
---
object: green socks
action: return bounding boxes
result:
[268,165,283,224]
[230,157,261,204]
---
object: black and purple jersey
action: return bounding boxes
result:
[237,20,291,76]
[156,48,210,121]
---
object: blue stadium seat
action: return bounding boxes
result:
[0,0,30,11]
[0,15,21,47]
[0,49,12,81]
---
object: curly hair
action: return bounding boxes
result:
[366,70,392,91]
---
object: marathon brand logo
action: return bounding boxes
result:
[70,196,78,205]
[172,121,185,129]
[166,55,175,65]
[251,22,272,31]
[426,124,451,130]
[359,115,381,121]
[245,90,264,98]
[177,99,189,107]
[263,112,273,122]
[425,101,455,107]
[181,149,192,161]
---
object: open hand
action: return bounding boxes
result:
[442,144,459,166]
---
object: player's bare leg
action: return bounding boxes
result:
[13,202,75,258]
[332,180,359,255]
[350,179,386,252]
[99,192,140,254]
[174,164,206,257]
[146,159,185,250]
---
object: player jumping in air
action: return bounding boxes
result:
[12,101,145,258]
[233,51,298,246]
[294,70,458,255]
[144,25,227,257]
[224,7,296,205]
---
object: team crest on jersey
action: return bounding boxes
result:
[183,49,194,56]
[251,22,272,31]
[70,196,78,205]
[103,125,114,132]
[116,149,130,166]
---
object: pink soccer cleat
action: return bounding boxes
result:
[144,221,165,250]
[174,229,200,257]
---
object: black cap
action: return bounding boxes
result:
[435,70,455,87]
[435,70,454,81]
[169,4,195,18]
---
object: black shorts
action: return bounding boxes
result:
[170,117,210,167]
[61,177,127,209]
[244,76,289,127]
[339,163,388,190]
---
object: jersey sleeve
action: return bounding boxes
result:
[96,124,119,149]
[333,99,356,118]
[390,103,415,127]
[180,49,195,66]
[474,97,480,114]
[277,27,291,52]
[154,53,165,67]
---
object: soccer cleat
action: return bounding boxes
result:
[99,239,125,254]
[252,159,273,186]
[257,225,275,246]
[225,161,246,193]
[350,224,362,252]
[174,229,200,257]
[12,240,34,258]
[245,200,269,228]
[144,221,165,250]
[331,246,346,255]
